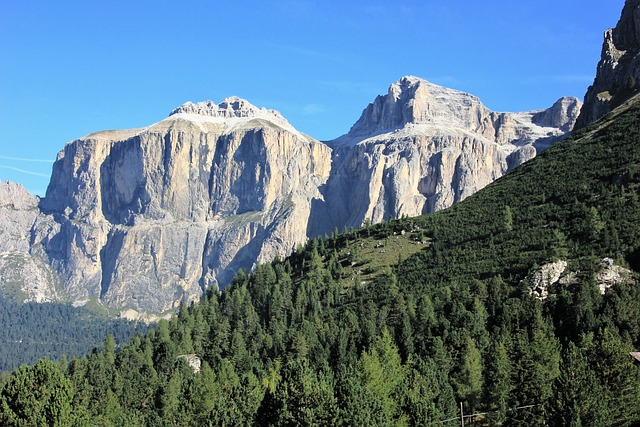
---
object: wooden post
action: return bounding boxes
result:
[460,402,464,427]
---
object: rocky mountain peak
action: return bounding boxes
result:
[575,0,640,128]
[332,76,578,148]
[332,76,493,146]
[532,96,582,132]
[0,76,581,315]
[611,0,640,51]
[0,181,38,211]
[168,97,293,130]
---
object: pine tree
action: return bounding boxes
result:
[484,334,513,424]
[453,335,483,413]
[356,330,407,425]
[0,359,77,426]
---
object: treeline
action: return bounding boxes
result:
[0,296,148,373]
[2,99,640,425]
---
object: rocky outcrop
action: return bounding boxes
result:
[576,0,640,128]
[532,96,583,132]
[526,258,633,300]
[526,260,568,300]
[0,79,579,314]
[310,77,580,233]
[596,257,633,294]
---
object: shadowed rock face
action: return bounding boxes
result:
[0,182,60,303]
[576,0,640,129]
[0,79,579,315]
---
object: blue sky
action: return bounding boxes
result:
[0,0,625,196]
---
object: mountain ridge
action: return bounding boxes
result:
[309,77,580,236]
[3,84,640,424]
[0,77,583,316]
[330,76,579,147]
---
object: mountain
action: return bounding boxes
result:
[310,77,580,234]
[2,2,639,423]
[3,79,639,426]
[0,181,59,303]
[22,97,331,318]
[575,0,640,128]
[0,83,579,316]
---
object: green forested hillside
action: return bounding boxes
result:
[0,296,148,373]
[3,100,640,425]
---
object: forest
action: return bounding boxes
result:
[0,296,147,373]
[2,100,640,425]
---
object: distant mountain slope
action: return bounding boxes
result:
[0,295,148,373]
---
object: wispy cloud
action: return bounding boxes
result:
[0,166,51,177]
[0,155,54,163]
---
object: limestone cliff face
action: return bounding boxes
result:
[30,98,331,314]
[311,77,580,233]
[0,80,578,315]
[576,0,640,128]
[0,182,39,253]
[0,182,59,302]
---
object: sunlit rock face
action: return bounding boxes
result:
[310,76,579,234]
[30,97,331,313]
[0,181,59,303]
[0,78,578,315]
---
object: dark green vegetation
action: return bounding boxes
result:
[3,99,640,425]
[0,296,148,373]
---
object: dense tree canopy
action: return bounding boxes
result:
[0,296,147,373]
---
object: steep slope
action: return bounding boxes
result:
[310,76,580,234]
[29,98,331,316]
[576,0,640,128]
[397,93,640,295]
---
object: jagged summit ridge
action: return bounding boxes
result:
[168,96,294,130]
[532,96,583,132]
[339,76,486,141]
[333,76,581,147]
